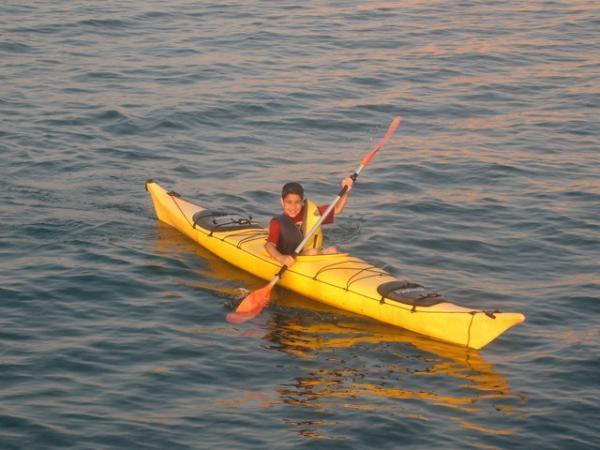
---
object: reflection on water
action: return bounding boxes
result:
[264,310,523,438]
[152,221,524,439]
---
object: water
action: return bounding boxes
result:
[1,1,598,448]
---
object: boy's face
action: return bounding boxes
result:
[280,193,303,218]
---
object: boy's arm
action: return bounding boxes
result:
[333,177,354,214]
[265,242,295,267]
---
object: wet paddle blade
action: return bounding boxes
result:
[225,310,261,324]
[226,283,274,323]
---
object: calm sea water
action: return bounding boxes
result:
[1,1,598,448]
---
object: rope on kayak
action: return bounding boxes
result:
[169,192,196,229]
[225,230,269,248]
[408,292,443,312]
[346,266,388,290]
[465,310,499,348]
[311,260,388,289]
[191,210,262,236]
[467,312,475,348]
[206,219,258,236]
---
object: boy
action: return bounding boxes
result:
[265,178,354,267]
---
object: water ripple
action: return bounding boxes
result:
[1,1,598,448]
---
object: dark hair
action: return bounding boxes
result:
[281,182,304,199]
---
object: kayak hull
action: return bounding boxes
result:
[146,181,525,349]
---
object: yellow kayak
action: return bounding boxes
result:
[146,180,524,349]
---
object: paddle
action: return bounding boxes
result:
[226,116,402,323]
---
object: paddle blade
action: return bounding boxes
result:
[360,116,401,167]
[226,283,274,324]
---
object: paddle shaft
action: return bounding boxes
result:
[256,116,401,294]
[272,158,375,281]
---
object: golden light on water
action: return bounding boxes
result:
[153,223,524,438]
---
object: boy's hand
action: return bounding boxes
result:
[342,177,354,191]
[282,255,295,267]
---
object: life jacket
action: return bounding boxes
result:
[275,199,324,255]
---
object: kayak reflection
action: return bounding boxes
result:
[261,306,523,438]
[266,310,516,407]
[152,222,522,437]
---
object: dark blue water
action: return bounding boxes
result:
[1,1,598,448]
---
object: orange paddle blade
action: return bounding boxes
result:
[226,283,273,323]
[360,116,401,167]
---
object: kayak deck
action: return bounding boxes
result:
[146,180,525,349]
